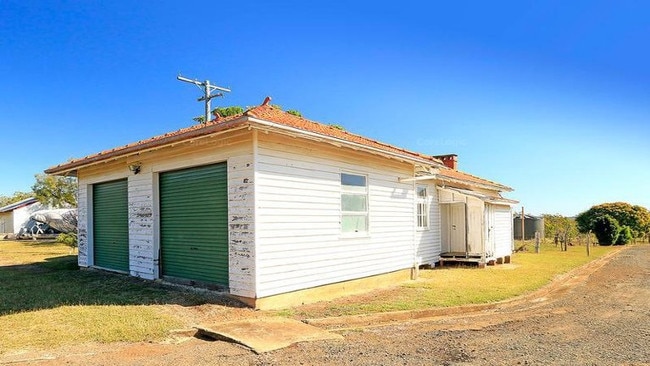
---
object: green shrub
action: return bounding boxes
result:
[592,215,620,245]
[55,232,77,248]
[616,226,633,245]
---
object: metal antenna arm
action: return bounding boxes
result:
[177,74,231,124]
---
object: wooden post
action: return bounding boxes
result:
[535,231,540,254]
[587,230,591,257]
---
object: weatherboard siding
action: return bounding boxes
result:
[74,132,257,295]
[128,172,155,279]
[254,134,417,298]
[227,154,256,298]
[492,204,513,258]
[415,182,442,265]
[77,184,89,267]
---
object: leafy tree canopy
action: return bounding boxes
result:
[32,174,77,208]
[591,215,621,245]
[542,214,578,238]
[616,225,633,245]
[576,202,650,237]
[0,191,32,208]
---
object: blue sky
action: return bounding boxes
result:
[1,1,648,216]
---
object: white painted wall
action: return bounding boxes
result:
[10,202,46,234]
[0,212,13,234]
[254,134,417,298]
[75,131,256,298]
[77,184,89,267]
[492,204,513,258]
[128,172,155,279]
[415,182,441,265]
[227,154,256,298]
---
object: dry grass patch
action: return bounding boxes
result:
[288,243,617,318]
[0,240,244,355]
[0,305,181,351]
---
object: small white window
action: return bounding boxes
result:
[341,173,368,234]
[416,186,429,230]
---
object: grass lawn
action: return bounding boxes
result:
[286,241,618,318]
[0,240,235,354]
[0,239,621,353]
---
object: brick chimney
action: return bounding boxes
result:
[434,154,458,170]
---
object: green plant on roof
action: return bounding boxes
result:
[212,106,244,118]
[329,124,345,131]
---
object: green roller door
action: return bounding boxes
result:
[160,163,228,286]
[93,179,129,272]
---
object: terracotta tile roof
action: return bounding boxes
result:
[44,99,512,192]
[437,167,513,192]
[245,104,442,164]
[45,102,442,174]
[44,114,247,174]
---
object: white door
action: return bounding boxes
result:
[466,198,484,254]
[449,202,466,253]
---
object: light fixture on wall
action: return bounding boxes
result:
[128,162,141,175]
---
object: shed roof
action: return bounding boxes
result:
[45,103,444,175]
[45,100,512,192]
[0,197,38,213]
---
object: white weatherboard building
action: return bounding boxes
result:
[46,100,516,309]
[0,197,43,236]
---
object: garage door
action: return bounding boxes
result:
[159,163,228,287]
[93,179,129,272]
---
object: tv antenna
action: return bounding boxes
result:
[177,74,231,123]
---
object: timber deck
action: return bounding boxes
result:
[439,252,511,268]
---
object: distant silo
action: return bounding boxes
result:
[513,214,544,240]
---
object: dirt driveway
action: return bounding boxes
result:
[8,245,650,365]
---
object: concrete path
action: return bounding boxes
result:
[195,317,343,354]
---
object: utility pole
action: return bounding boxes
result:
[177,75,231,123]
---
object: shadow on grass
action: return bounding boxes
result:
[0,255,247,316]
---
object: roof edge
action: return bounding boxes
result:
[45,116,251,175]
[436,174,513,192]
[246,116,445,168]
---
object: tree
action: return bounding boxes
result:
[32,174,77,207]
[0,191,32,207]
[616,226,633,245]
[542,214,578,239]
[591,215,621,245]
[576,202,650,238]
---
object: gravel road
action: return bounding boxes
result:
[8,245,649,366]
[250,245,650,366]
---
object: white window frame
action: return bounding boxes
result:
[416,185,429,230]
[340,172,369,236]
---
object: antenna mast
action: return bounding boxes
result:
[177,75,231,123]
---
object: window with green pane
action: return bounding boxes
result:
[341,173,368,234]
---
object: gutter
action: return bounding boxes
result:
[45,121,251,175]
